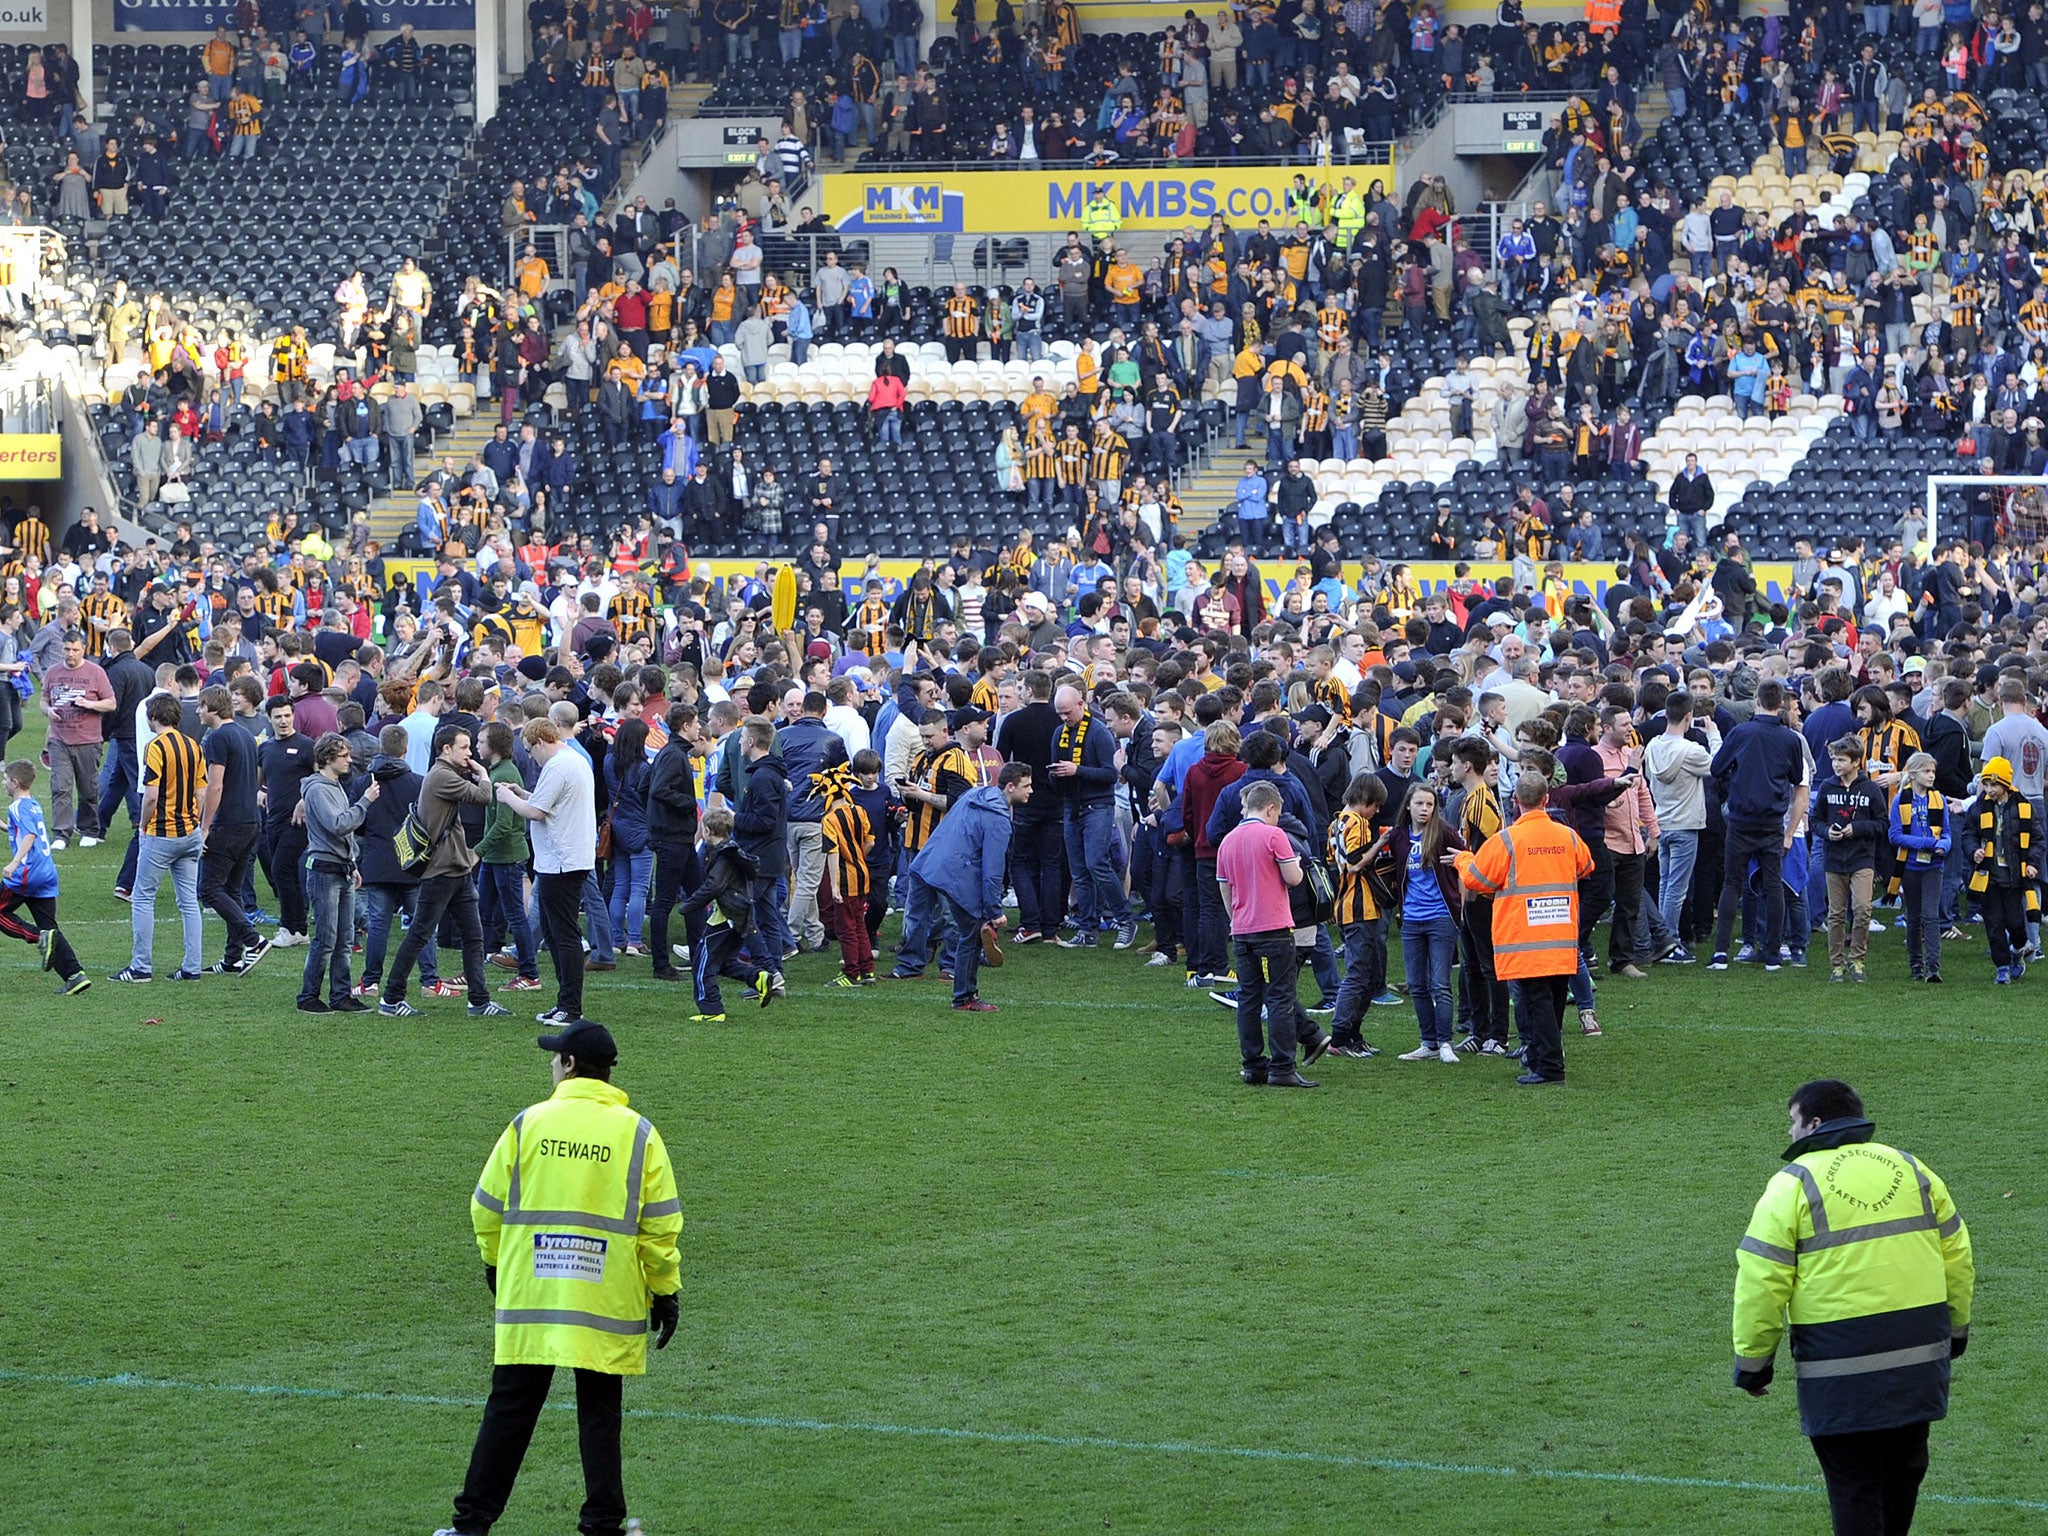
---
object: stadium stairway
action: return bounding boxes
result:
[367,411,506,547]
[1183,452,1252,533]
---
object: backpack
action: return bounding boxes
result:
[392,803,452,875]
[1283,822,1336,924]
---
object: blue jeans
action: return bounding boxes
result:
[98,734,141,878]
[1400,910,1459,1047]
[301,865,357,1004]
[1306,924,1338,1005]
[1656,828,1699,945]
[361,881,437,988]
[132,830,203,976]
[479,861,536,979]
[892,870,960,980]
[1678,511,1706,548]
[1332,917,1386,1037]
[1063,798,1123,929]
[607,848,653,946]
[1331,425,1358,461]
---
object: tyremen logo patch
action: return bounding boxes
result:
[533,1233,607,1282]
[1822,1148,1905,1215]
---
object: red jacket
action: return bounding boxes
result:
[1184,751,1247,860]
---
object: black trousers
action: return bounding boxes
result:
[0,888,79,977]
[259,819,308,935]
[198,820,262,962]
[1008,810,1066,936]
[451,1363,626,1536]
[537,869,591,1018]
[1979,882,2030,967]
[1608,849,1646,968]
[386,871,489,1007]
[646,837,704,976]
[1515,972,1570,1080]
[1458,900,1510,1044]
[1577,838,1614,960]
[1714,820,1784,960]
[1809,1420,1929,1536]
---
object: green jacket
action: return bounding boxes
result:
[476,756,531,864]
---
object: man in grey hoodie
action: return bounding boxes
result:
[297,731,375,1013]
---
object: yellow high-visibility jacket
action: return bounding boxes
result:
[473,1077,683,1375]
[1733,1123,1973,1437]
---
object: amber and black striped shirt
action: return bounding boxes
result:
[1329,809,1388,925]
[903,744,975,851]
[144,727,206,838]
[609,589,653,643]
[822,799,874,899]
[1090,430,1129,484]
[80,592,127,657]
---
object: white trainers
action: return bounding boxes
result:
[1397,1045,1437,1061]
[79,835,102,847]
[271,929,307,948]
[1437,1043,1459,1064]
[49,837,66,851]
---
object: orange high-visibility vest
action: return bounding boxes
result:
[1586,0,1620,30]
[1455,806,1593,978]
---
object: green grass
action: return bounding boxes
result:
[1,707,2042,1534]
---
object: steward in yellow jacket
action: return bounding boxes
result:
[445,1020,682,1536]
[1733,1079,1973,1532]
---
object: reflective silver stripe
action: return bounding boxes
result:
[1787,1161,1830,1237]
[473,1185,505,1214]
[495,1307,648,1336]
[499,1207,640,1235]
[1734,1353,1775,1371]
[1938,1213,1963,1237]
[507,1110,527,1215]
[1899,1150,1936,1223]
[1503,830,1518,894]
[1465,865,1502,894]
[1505,881,1579,896]
[1798,1213,1939,1252]
[1793,1341,1950,1379]
[1739,1234,1797,1266]
[1495,938,1580,954]
[623,1117,652,1231]
[642,1196,682,1218]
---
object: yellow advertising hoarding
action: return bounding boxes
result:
[0,434,60,479]
[819,162,1396,234]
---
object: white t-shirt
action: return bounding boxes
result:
[527,747,598,874]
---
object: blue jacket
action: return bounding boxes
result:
[733,754,789,876]
[1711,715,1807,828]
[604,753,651,854]
[908,782,1013,922]
[1205,764,1316,848]
[778,715,848,822]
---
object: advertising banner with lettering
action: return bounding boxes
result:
[0,435,62,480]
[115,0,473,30]
[0,1,49,33]
[818,163,1399,235]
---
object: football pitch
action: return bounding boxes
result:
[2,734,2043,1532]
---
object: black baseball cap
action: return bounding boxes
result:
[947,705,992,731]
[537,1018,617,1067]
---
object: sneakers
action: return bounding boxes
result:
[297,998,332,1013]
[109,966,151,983]
[1658,946,1695,964]
[536,1007,575,1025]
[953,997,999,1012]
[1830,966,1846,984]
[238,939,271,974]
[498,976,543,992]
[271,929,306,948]
[1941,925,1966,941]
[689,1013,727,1022]
[1146,951,1174,966]
[1436,1043,1459,1064]
[426,980,467,998]
[58,973,91,996]
[672,943,693,965]
[1996,965,2012,985]
[769,971,787,1000]
[1578,1009,1603,1037]
[1849,962,1868,984]
[755,970,775,1009]
[1113,916,1139,950]
[48,836,66,851]
[1479,1039,1511,1057]
[1926,971,1943,984]
[1190,971,1235,987]
[1207,989,1239,1009]
[1733,944,1756,963]
[487,952,521,971]
[1328,1041,1379,1059]
[468,1002,512,1018]
[1707,953,1730,970]
[1012,929,1042,944]
[352,979,381,997]
[330,998,369,1013]
[1054,932,1098,948]
[1611,963,1649,980]
[831,974,860,988]
[1371,989,1405,1007]
[621,943,648,957]
[79,835,101,848]
[1396,1045,1438,1061]
[1454,1034,1480,1054]
[378,1000,419,1016]
[112,887,130,903]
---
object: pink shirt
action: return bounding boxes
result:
[1216,817,1299,935]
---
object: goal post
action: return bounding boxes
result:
[1924,473,2048,550]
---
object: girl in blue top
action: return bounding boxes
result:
[0,759,88,994]
[1390,783,1464,1062]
